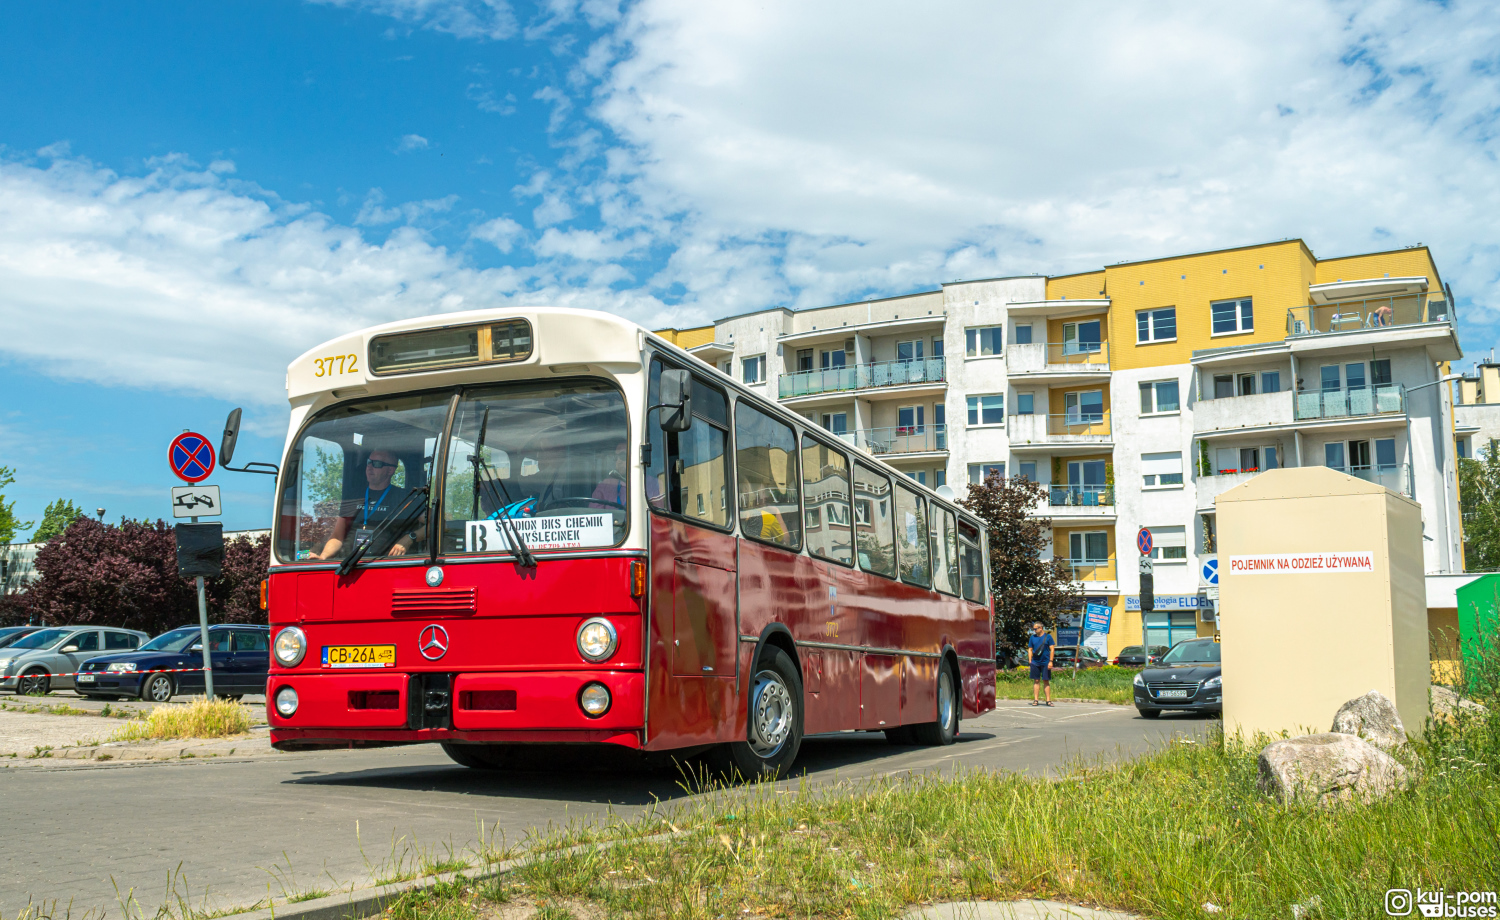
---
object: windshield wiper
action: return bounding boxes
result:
[468,409,538,568]
[337,485,431,576]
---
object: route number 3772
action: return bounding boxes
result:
[313,354,359,377]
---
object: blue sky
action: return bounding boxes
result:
[2,0,1500,534]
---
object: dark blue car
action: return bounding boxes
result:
[75,624,270,702]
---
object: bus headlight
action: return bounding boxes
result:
[275,686,299,717]
[576,618,618,662]
[274,627,307,667]
[579,682,611,717]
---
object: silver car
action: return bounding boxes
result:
[0,627,149,695]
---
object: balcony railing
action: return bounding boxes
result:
[1294,384,1405,421]
[779,357,947,398]
[1286,294,1451,336]
[1007,342,1111,374]
[1049,486,1115,507]
[1007,413,1113,444]
[1063,559,1116,582]
[1329,462,1414,498]
[838,425,948,456]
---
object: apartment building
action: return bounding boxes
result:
[1453,358,1500,460]
[658,239,1465,657]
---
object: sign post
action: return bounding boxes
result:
[1200,554,1220,630]
[170,431,220,700]
[1137,528,1154,646]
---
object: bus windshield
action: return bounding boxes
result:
[441,380,629,554]
[276,393,450,563]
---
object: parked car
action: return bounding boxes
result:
[75,624,270,702]
[1112,645,1170,667]
[1133,638,1222,718]
[0,626,43,649]
[0,627,149,695]
[1051,645,1109,670]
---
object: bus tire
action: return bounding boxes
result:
[911,663,959,746]
[714,647,803,780]
[441,742,515,770]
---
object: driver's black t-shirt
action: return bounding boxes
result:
[346,485,412,545]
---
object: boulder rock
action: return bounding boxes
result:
[1257,732,1408,806]
[1430,685,1489,725]
[1330,689,1407,751]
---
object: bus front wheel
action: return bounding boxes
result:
[714,647,803,780]
[911,664,959,746]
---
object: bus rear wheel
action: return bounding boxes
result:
[911,664,959,746]
[713,647,803,781]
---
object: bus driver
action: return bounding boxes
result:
[310,448,421,559]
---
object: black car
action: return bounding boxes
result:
[0,626,42,649]
[75,624,270,702]
[1133,638,1221,718]
[1113,645,1170,667]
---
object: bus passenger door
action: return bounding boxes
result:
[672,561,736,677]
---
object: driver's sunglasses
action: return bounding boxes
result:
[366,459,398,470]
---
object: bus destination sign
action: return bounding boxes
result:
[466,515,614,553]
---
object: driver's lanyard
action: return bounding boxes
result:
[363,485,393,526]
[610,469,623,504]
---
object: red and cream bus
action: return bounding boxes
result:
[244,307,995,777]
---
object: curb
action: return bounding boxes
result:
[227,830,681,920]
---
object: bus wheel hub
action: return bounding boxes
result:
[750,670,793,756]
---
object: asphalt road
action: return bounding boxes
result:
[0,702,1212,917]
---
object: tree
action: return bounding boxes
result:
[1460,449,1500,571]
[961,473,1081,662]
[17,517,269,631]
[0,466,33,545]
[32,499,87,542]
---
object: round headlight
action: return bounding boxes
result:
[579,682,611,717]
[576,618,618,662]
[275,686,299,717]
[273,627,307,667]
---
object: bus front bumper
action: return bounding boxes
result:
[267,669,645,751]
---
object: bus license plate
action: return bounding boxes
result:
[1158,688,1189,699]
[321,645,397,669]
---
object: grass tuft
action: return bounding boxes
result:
[109,699,251,742]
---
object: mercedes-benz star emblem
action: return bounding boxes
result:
[418,624,449,661]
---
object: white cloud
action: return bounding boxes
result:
[473,215,525,251]
[310,0,517,40]
[354,188,459,225]
[0,151,669,405]
[395,133,430,152]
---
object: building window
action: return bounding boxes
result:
[1458,437,1470,459]
[931,337,944,358]
[1064,390,1104,423]
[897,405,925,434]
[1144,525,1187,562]
[965,326,1003,357]
[796,348,813,372]
[934,469,946,487]
[1017,393,1035,415]
[1211,297,1254,335]
[1018,461,1037,481]
[1238,373,1256,396]
[1261,371,1281,393]
[742,355,765,384]
[1137,307,1176,343]
[821,348,847,368]
[1139,380,1180,414]
[896,340,924,362]
[1215,445,1277,474]
[1142,451,1184,488]
[1068,531,1109,563]
[969,462,1005,484]
[1213,374,1233,399]
[967,394,1005,426]
[907,470,928,486]
[1062,320,1102,355]
[820,412,848,435]
[1014,324,1033,344]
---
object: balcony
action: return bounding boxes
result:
[1006,342,1111,382]
[778,357,946,400]
[1334,463,1414,498]
[1063,559,1117,585]
[1286,293,1449,336]
[1194,391,1293,436]
[1294,384,1405,422]
[838,425,948,458]
[1008,413,1113,452]
[1196,469,1259,512]
[1044,486,1117,523]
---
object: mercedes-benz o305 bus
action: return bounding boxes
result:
[263,307,996,777]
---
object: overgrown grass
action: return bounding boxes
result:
[995,664,1135,704]
[109,699,251,742]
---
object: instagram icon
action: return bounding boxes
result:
[1388,889,1414,916]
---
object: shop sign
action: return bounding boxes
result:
[1126,594,1203,612]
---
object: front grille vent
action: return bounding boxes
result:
[1147,680,1201,698]
[391,587,476,616]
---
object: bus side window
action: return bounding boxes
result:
[646,359,731,528]
[800,434,853,565]
[895,485,931,588]
[852,462,896,579]
[930,505,959,596]
[734,402,802,551]
[958,519,986,604]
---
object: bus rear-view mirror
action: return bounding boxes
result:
[220,408,242,466]
[658,369,693,433]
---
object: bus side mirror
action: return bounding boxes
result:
[657,369,693,433]
[221,408,242,466]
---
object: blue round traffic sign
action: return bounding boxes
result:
[1136,527,1153,556]
[169,432,216,484]
[1201,557,1219,586]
